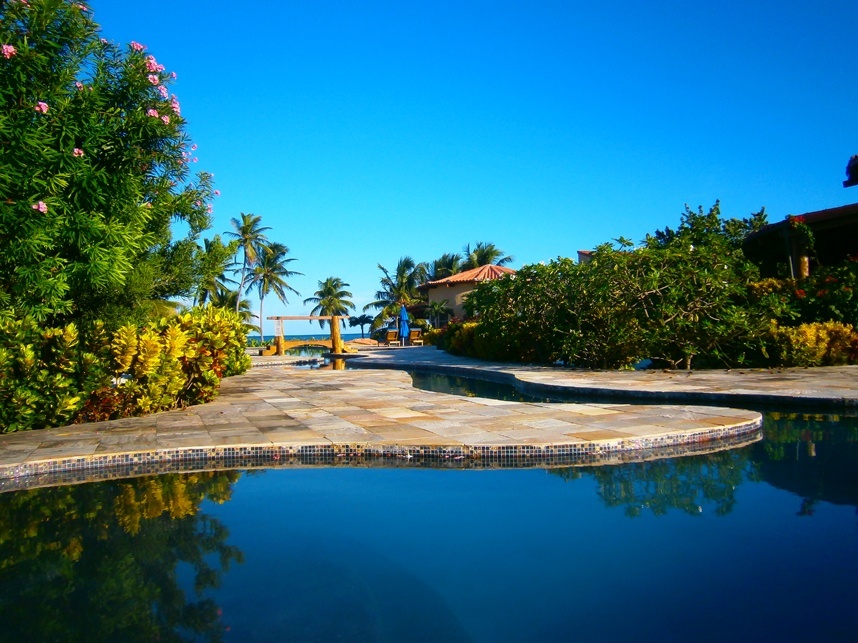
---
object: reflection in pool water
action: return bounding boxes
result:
[1,380,857,640]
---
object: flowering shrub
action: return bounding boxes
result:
[422,328,446,347]
[769,321,858,367]
[0,0,217,326]
[445,322,479,357]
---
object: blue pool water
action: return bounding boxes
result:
[0,380,857,641]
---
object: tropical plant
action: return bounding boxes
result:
[363,257,427,327]
[466,203,786,369]
[0,472,243,641]
[226,212,271,312]
[192,235,239,306]
[427,253,462,281]
[248,242,301,338]
[348,314,374,338]
[208,285,256,333]
[425,299,452,328]
[462,242,513,270]
[0,0,217,327]
[303,277,355,328]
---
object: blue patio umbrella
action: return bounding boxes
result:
[398,304,410,343]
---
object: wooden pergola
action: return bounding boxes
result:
[266,315,346,356]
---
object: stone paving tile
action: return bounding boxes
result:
[12,348,845,476]
[569,429,633,441]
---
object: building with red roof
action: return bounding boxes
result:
[418,264,516,320]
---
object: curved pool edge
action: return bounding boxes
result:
[0,366,764,492]
[346,351,858,409]
[0,423,762,493]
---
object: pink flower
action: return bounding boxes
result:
[32,201,47,213]
[170,71,177,79]
[158,85,168,98]
[146,108,159,117]
[76,3,88,10]
[130,41,145,52]
[100,38,108,44]
[192,157,198,163]
[145,55,164,72]
[191,144,198,151]
[34,101,48,113]
[142,202,152,208]
[170,96,181,115]
[161,115,170,124]
[214,190,220,196]
[75,81,84,90]
[194,200,201,207]
[2,45,16,59]
[207,204,213,213]
[147,74,159,85]
[73,148,84,157]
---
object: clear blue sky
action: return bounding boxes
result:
[90,0,858,335]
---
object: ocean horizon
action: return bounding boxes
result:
[249,333,366,343]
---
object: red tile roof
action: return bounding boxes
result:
[421,264,516,288]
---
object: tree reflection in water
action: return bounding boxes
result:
[550,448,749,517]
[548,411,858,520]
[0,472,243,643]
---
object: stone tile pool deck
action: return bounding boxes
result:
[2,346,856,490]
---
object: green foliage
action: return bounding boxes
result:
[304,277,354,328]
[1,305,250,431]
[248,241,301,338]
[363,256,427,328]
[790,258,858,328]
[467,202,786,369]
[422,327,445,347]
[462,241,513,270]
[0,316,111,432]
[444,321,479,357]
[0,0,217,328]
[0,471,242,641]
[348,314,374,338]
[768,321,858,366]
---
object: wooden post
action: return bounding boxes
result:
[330,315,344,354]
[275,319,284,356]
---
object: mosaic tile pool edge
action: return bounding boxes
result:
[0,418,762,492]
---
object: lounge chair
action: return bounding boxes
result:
[384,329,399,346]
[408,329,423,346]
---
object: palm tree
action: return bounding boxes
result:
[348,314,374,338]
[425,299,452,328]
[462,242,513,270]
[427,252,462,281]
[226,213,271,311]
[363,256,427,327]
[248,242,301,339]
[209,285,258,335]
[303,277,355,329]
[193,236,239,307]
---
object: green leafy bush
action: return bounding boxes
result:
[0,0,218,328]
[445,322,479,357]
[0,317,111,432]
[466,203,786,369]
[769,321,858,366]
[422,328,445,347]
[1,306,251,431]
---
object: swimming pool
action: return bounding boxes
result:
[1,371,856,641]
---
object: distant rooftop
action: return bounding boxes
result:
[420,264,516,289]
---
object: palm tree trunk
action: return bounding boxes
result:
[258,296,264,343]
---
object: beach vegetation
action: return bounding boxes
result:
[304,277,355,329]
[0,0,219,330]
[461,202,848,369]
